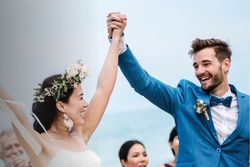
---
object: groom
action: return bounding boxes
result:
[107,12,249,167]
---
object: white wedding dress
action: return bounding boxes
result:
[48,149,101,167]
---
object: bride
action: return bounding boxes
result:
[0,14,127,167]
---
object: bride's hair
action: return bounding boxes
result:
[32,74,74,133]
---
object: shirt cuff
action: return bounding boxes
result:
[108,33,127,55]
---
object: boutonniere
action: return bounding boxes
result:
[194,99,209,120]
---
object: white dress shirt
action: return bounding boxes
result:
[210,89,238,145]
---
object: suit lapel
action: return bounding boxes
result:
[196,90,220,143]
[195,85,248,145]
[222,86,248,145]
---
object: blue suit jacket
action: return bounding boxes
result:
[118,47,249,167]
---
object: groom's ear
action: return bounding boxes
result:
[222,58,231,74]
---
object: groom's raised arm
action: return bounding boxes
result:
[107,12,183,116]
[119,45,181,116]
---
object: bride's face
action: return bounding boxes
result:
[64,85,88,126]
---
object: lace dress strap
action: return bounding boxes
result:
[0,99,42,156]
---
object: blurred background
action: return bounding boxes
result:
[0,1,249,166]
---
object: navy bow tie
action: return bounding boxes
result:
[210,96,233,108]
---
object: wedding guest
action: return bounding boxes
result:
[119,140,148,167]
[0,129,31,167]
[159,127,178,167]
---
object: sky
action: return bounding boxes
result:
[0,0,249,114]
[98,0,250,113]
[0,0,249,165]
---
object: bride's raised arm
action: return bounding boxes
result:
[82,14,127,142]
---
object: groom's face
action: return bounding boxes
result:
[192,48,226,93]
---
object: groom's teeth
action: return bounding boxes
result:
[201,77,209,81]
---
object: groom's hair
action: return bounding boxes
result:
[189,38,232,62]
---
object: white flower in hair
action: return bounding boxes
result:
[67,67,79,79]
[79,65,88,79]
[34,60,89,103]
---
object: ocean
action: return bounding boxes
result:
[89,108,175,167]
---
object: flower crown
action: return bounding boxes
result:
[34,60,88,103]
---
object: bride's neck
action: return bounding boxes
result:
[48,120,87,150]
[49,120,71,138]
[49,119,84,139]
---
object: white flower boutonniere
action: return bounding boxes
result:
[194,99,209,120]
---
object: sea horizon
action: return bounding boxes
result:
[89,108,175,167]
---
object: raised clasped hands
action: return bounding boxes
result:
[107,12,127,40]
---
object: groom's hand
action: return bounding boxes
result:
[107,12,127,38]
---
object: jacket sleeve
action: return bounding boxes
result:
[118,46,184,116]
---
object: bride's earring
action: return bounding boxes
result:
[63,113,73,131]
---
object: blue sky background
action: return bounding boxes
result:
[98,0,249,113]
[0,0,249,166]
[0,0,249,114]
[0,0,250,112]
